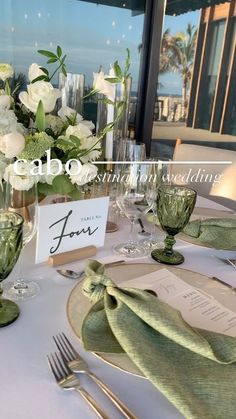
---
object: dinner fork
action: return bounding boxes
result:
[47,351,110,419]
[53,333,137,419]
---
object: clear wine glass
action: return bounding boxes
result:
[3,176,40,300]
[0,211,23,326]
[113,163,151,258]
[139,161,164,249]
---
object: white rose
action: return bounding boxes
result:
[58,106,83,123]
[0,108,21,136]
[80,119,95,131]
[93,71,115,102]
[69,162,98,186]
[4,162,38,191]
[45,114,64,136]
[40,161,64,185]
[19,81,61,114]
[0,132,25,158]
[28,63,45,82]
[80,136,101,162]
[66,122,93,140]
[0,63,14,81]
[0,94,10,109]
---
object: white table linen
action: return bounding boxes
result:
[1,197,235,419]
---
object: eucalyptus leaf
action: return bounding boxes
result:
[52,175,74,195]
[31,75,49,83]
[104,77,120,84]
[113,61,123,79]
[35,100,45,132]
[69,188,81,200]
[70,135,81,147]
[57,45,62,58]
[39,67,49,75]
[47,58,58,64]
[56,138,75,152]
[61,66,67,77]
[38,50,57,59]
[61,55,67,64]
[37,182,55,196]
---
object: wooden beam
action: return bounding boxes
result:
[192,6,215,128]
[220,35,236,134]
[186,11,205,127]
[210,0,235,132]
[135,0,166,156]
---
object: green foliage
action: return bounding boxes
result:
[69,188,81,200]
[35,100,45,132]
[56,134,81,154]
[52,174,74,195]
[19,132,54,160]
[37,182,55,196]
[38,177,81,199]
[30,45,67,83]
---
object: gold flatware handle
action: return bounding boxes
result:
[90,373,137,419]
[75,386,110,419]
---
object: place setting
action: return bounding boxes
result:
[0,23,236,419]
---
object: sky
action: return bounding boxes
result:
[0,0,199,95]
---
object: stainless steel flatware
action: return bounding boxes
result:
[47,351,109,419]
[53,333,137,419]
[57,259,125,280]
[212,276,236,292]
[212,256,236,270]
[225,259,236,270]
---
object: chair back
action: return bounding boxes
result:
[171,140,236,207]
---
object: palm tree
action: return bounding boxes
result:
[167,24,197,119]
[138,24,197,119]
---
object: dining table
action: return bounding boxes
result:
[1,196,235,419]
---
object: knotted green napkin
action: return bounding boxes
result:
[81,260,236,419]
[183,218,236,249]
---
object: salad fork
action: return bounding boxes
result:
[53,333,137,419]
[47,351,109,419]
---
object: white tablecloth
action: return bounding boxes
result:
[1,197,236,419]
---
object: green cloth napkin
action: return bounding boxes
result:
[183,218,236,249]
[81,260,236,419]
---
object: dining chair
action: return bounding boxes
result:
[171,139,236,208]
[210,163,236,211]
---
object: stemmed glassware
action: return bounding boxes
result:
[3,176,40,300]
[139,161,164,249]
[0,211,23,327]
[113,163,153,258]
[151,185,197,265]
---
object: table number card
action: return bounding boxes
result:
[36,197,109,263]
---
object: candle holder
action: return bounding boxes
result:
[105,159,113,173]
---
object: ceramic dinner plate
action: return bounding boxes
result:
[67,263,236,377]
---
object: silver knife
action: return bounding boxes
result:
[212,276,236,292]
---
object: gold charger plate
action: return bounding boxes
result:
[146,207,236,251]
[67,263,236,377]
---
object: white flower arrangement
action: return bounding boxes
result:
[0,46,130,197]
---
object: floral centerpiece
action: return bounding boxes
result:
[0,46,130,199]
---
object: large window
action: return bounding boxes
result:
[0,0,144,122]
[151,2,236,161]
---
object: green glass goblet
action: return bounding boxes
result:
[0,211,23,327]
[151,186,197,265]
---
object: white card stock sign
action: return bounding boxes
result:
[36,197,109,263]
